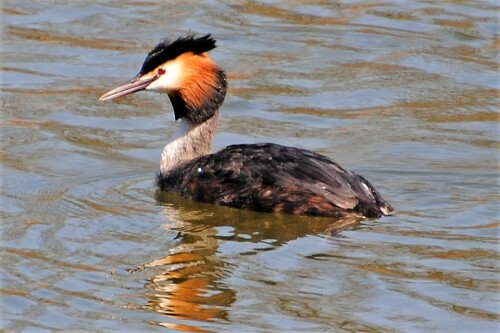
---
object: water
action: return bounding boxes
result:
[1,1,499,332]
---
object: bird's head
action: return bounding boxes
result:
[99,34,226,123]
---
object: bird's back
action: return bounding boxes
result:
[157,143,392,218]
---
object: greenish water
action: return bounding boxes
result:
[1,1,499,332]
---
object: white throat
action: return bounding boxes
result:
[158,113,219,176]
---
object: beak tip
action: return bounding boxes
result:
[97,76,155,102]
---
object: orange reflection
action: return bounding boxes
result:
[141,249,234,332]
[137,191,365,331]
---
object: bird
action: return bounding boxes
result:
[99,34,393,218]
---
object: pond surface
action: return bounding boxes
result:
[1,1,499,332]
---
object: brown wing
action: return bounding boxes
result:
[157,143,392,218]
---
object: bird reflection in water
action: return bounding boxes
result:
[131,195,234,332]
[130,191,362,331]
[142,251,234,332]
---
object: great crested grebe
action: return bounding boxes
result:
[99,34,392,218]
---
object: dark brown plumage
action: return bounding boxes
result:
[157,143,392,218]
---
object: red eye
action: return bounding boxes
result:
[158,68,166,75]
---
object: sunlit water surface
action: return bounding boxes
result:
[1,1,499,332]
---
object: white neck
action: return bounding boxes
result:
[159,111,219,176]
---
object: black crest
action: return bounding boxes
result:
[138,34,217,75]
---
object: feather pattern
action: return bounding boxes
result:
[158,143,392,218]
